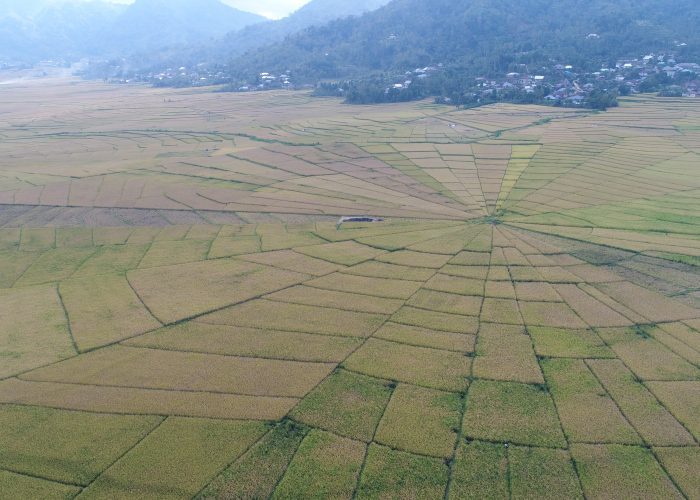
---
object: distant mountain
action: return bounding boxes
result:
[0,1,125,61]
[120,0,393,73]
[34,2,126,57]
[78,0,393,82]
[102,0,266,54]
[228,0,700,81]
[0,0,265,63]
[0,0,56,18]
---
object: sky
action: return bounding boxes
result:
[0,0,312,19]
[222,0,311,18]
[109,0,310,19]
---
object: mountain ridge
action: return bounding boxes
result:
[115,0,393,75]
[0,0,265,63]
[226,0,700,82]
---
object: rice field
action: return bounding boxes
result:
[0,80,699,499]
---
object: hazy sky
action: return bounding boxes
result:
[109,0,311,18]
[3,0,312,19]
[230,0,310,18]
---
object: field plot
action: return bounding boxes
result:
[0,80,699,498]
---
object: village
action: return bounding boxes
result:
[462,52,700,105]
[422,51,699,108]
[134,48,699,108]
[8,47,697,109]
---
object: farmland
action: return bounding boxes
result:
[0,79,699,499]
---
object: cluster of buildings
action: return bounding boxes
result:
[387,65,442,92]
[0,59,64,72]
[112,66,300,90]
[430,52,699,106]
[237,72,295,91]
[132,64,230,87]
[594,53,699,96]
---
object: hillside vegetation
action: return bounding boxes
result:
[230,0,700,80]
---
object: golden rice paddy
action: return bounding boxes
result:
[0,80,699,498]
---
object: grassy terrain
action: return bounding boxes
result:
[0,81,698,498]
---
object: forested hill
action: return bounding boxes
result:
[135,0,392,76]
[104,0,266,55]
[70,0,393,84]
[229,0,700,81]
[215,0,392,61]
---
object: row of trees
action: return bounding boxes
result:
[314,75,621,110]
